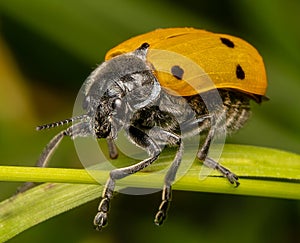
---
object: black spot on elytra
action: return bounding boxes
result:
[171,65,184,80]
[220,37,235,48]
[236,64,245,80]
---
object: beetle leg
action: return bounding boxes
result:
[203,157,239,186]
[17,122,91,193]
[180,114,211,130]
[94,125,161,231]
[16,130,68,193]
[154,137,183,226]
[106,137,118,159]
[196,114,216,161]
[197,118,239,186]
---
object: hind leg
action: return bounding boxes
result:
[197,124,239,186]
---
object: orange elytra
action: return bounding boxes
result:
[105,27,267,99]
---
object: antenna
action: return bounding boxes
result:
[36,114,88,131]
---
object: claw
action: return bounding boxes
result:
[154,200,169,226]
[94,197,110,230]
[94,212,108,231]
[224,169,240,187]
[214,162,240,187]
[228,172,240,187]
[154,211,166,226]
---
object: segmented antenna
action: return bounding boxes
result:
[36,114,88,131]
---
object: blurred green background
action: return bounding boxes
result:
[0,0,299,242]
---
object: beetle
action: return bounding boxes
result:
[23,28,268,230]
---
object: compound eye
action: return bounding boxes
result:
[112,98,122,110]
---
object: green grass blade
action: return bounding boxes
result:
[0,184,101,243]
[0,144,300,242]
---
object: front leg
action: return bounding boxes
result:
[17,122,92,193]
[94,125,161,230]
[17,129,71,193]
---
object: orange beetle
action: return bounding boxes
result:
[26,28,268,231]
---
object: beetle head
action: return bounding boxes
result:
[81,43,161,139]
